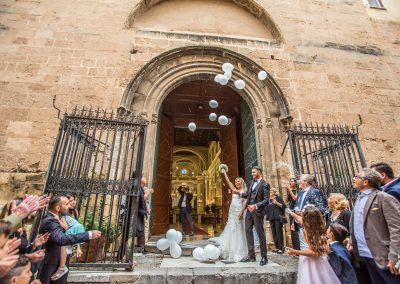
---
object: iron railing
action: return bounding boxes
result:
[32,107,148,269]
[286,123,366,205]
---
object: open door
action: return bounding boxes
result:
[220,117,239,226]
[152,114,174,235]
[241,101,258,183]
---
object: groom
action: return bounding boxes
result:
[238,166,270,266]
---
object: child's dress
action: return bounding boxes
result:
[297,255,341,284]
[64,215,85,255]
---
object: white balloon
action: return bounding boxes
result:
[209,113,217,121]
[156,238,170,251]
[218,115,229,126]
[222,63,234,72]
[219,75,228,85]
[258,70,268,80]
[176,231,183,244]
[193,247,205,261]
[224,71,232,80]
[234,79,246,90]
[214,74,223,83]
[210,246,220,260]
[166,229,178,243]
[188,122,196,132]
[203,244,215,260]
[209,100,218,109]
[170,243,182,259]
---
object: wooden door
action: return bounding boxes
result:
[220,117,239,226]
[152,114,174,235]
[241,101,258,184]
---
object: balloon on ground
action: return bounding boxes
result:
[156,238,170,251]
[170,242,182,258]
[166,229,179,243]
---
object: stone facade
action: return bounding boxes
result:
[1,0,399,201]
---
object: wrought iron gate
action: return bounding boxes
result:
[32,107,148,269]
[287,124,366,205]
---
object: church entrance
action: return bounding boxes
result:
[151,80,258,236]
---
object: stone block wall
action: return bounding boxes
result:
[0,0,399,183]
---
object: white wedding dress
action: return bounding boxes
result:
[210,193,248,262]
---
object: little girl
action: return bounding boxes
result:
[51,196,85,281]
[287,205,341,284]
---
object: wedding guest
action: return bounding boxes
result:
[37,195,101,284]
[178,183,194,237]
[370,162,400,203]
[136,177,148,254]
[348,168,400,284]
[325,193,351,232]
[50,195,84,281]
[328,223,358,284]
[287,205,340,284]
[286,178,300,250]
[266,188,286,254]
[0,254,32,284]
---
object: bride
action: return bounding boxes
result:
[209,166,248,262]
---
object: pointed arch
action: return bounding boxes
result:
[126,0,283,41]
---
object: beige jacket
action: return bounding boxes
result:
[350,189,400,269]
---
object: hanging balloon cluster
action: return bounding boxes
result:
[156,229,183,258]
[187,62,268,132]
[192,244,220,262]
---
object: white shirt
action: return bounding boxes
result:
[252,177,262,190]
[181,194,187,207]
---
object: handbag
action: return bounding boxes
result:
[279,215,288,224]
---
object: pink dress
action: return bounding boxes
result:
[297,255,341,284]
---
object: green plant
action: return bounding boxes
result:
[80,210,121,240]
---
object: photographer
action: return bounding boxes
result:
[178,183,194,237]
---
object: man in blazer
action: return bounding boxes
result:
[237,166,270,266]
[348,168,400,284]
[37,195,101,284]
[177,183,194,237]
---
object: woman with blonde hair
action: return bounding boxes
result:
[208,165,248,262]
[325,193,351,232]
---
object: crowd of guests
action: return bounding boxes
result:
[0,194,102,284]
[281,162,400,284]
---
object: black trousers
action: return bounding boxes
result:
[289,215,300,250]
[179,207,193,233]
[269,219,284,250]
[363,257,400,284]
[245,211,267,258]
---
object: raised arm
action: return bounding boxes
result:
[177,186,184,194]
[46,220,91,246]
[221,171,236,192]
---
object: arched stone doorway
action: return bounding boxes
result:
[121,46,292,235]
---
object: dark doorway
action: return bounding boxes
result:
[152,80,257,235]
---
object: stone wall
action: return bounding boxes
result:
[0,0,399,183]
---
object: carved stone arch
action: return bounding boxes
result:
[122,45,292,192]
[126,0,283,41]
[121,46,290,122]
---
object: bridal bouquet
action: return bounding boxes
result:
[219,164,228,173]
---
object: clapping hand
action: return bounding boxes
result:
[33,232,50,249]
[26,249,46,263]
[3,238,21,256]
[14,195,49,219]
[0,255,19,278]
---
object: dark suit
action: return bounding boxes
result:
[241,179,270,258]
[329,242,358,284]
[37,212,90,284]
[136,186,148,251]
[178,186,193,234]
[266,195,286,250]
